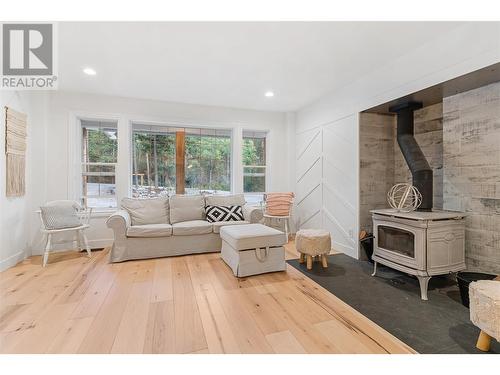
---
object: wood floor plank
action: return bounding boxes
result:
[77,262,137,353]
[150,257,173,302]
[46,317,94,354]
[186,255,241,353]
[266,330,307,354]
[111,262,154,353]
[143,301,176,354]
[71,261,122,319]
[171,257,208,353]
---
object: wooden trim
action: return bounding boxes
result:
[176,130,185,194]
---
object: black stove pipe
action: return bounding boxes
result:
[389,102,433,211]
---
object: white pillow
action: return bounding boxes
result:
[169,195,205,224]
[121,198,169,225]
[40,205,80,230]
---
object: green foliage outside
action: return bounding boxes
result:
[87,128,266,194]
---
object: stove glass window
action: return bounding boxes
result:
[378,226,415,258]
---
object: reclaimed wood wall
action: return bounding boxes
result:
[443,81,500,273]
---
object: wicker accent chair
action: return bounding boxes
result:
[262,192,294,241]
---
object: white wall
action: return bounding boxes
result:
[29,91,290,254]
[0,91,49,271]
[294,22,500,259]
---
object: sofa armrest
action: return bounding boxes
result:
[242,204,263,224]
[106,210,131,237]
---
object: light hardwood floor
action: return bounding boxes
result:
[0,243,416,354]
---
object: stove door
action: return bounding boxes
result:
[373,219,426,270]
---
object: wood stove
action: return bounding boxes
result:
[371,209,466,300]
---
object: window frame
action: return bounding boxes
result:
[130,122,234,197]
[242,130,268,198]
[80,119,119,210]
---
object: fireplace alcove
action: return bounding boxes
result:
[358,62,500,295]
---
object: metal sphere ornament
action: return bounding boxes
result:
[387,183,422,212]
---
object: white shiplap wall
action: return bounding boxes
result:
[295,114,359,258]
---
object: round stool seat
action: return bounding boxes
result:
[469,279,500,351]
[295,229,331,270]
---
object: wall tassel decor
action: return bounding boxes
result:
[5,107,27,197]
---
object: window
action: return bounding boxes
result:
[132,124,231,197]
[243,130,267,194]
[81,120,118,209]
[132,125,177,198]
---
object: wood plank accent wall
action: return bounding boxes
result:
[175,130,185,194]
[443,81,500,273]
[359,113,395,233]
[4,106,27,197]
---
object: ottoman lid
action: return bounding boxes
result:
[220,223,286,251]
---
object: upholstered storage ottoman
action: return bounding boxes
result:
[220,223,287,277]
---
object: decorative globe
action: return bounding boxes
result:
[387,183,422,212]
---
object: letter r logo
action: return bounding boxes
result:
[2,24,53,75]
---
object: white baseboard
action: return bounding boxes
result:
[0,251,27,272]
[30,238,114,255]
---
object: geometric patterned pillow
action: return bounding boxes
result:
[205,205,244,223]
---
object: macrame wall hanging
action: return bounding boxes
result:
[5,106,27,197]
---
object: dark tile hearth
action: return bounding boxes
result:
[287,254,499,354]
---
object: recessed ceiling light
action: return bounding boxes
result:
[83,67,97,76]
[264,91,274,98]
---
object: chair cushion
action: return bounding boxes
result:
[126,223,172,238]
[40,205,81,230]
[121,198,169,225]
[205,205,244,223]
[219,223,286,250]
[205,194,246,207]
[212,220,250,233]
[172,220,213,236]
[169,195,205,224]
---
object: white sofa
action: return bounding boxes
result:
[106,194,263,262]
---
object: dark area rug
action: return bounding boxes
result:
[287,254,499,354]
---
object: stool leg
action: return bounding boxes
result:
[321,254,328,268]
[306,255,313,270]
[476,331,491,352]
[299,253,305,264]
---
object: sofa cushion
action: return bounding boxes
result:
[212,220,250,233]
[205,205,244,223]
[169,195,205,224]
[172,220,213,236]
[126,223,172,238]
[121,198,169,225]
[205,194,246,207]
[219,223,286,250]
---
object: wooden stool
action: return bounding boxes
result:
[469,279,500,352]
[295,229,331,270]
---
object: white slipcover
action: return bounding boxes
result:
[127,223,172,238]
[212,220,250,233]
[169,195,205,224]
[220,224,287,277]
[121,197,169,225]
[220,223,286,250]
[172,220,213,236]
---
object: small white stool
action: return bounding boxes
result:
[469,279,500,352]
[295,229,331,270]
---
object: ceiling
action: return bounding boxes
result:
[58,22,465,112]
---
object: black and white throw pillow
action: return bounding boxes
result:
[205,205,244,222]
